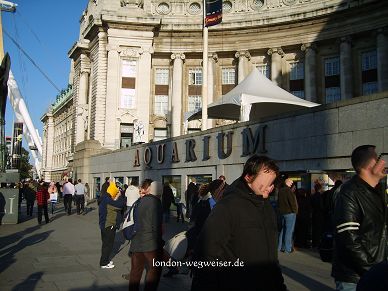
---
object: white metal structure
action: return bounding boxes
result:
[7,70,43,177]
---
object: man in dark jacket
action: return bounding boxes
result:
[185,178,199,218]
[161,183,174,223]
[332,145,387,291]
[191,155,287,291]
[128,179,163,291]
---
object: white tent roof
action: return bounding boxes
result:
[187,68,320,122]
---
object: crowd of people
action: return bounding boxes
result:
[17,178,91,224]
[14,143,387,291]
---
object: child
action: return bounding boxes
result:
[48,182,58,215]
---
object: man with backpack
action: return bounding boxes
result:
[126,179,163,291]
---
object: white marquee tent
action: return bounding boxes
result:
[187,68,320,122]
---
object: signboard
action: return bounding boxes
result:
[205,0,222,27]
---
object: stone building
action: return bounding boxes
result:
[41,0,388,184]
[41,85,74,182]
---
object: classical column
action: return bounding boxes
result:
[207,53,218,129]
[94,31,108,142]
[44,112,54,181]
[104,46,120,149]
[267,47,284,86]
[235,50,251,83]
[377,28,388,92]
[340,36,352,100]
[301,43,317,102]
[75,54,91,145]
[137,46,154,142]
[171,52,185,137]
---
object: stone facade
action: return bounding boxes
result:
[41,0,388,182]
[87,93,388,199]
[41,86,74,182]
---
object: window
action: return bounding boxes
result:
[325,87,341,104]
[120,123,133,148]
[154,95,169,115]
[362,50,377,71]
[188,95,202,112]
[155,68,169,85]
[122,60,136,77]
[289,62,305,99]
[325,57,340,76]
[222,68,235,84]
[361,50,378,95]
[291,91,305,99]
[189,68,202,85]
[256,64,270,79]
[362,82,378,95]
[324,56,341,103]
[290,62,304,80]
[154,128,168,141]
[121,89,136,109]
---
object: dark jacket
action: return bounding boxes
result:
[98,194,125,229]
[130,194,163,253]
[332,175,387,284]
[278,185,298,215]
[161,186,174,211]
[191,177,286,291]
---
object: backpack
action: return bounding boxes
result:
[122,198,141,240]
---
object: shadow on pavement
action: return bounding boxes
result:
[0,230,54,273]
[11,271,43,291]
[282,265,332,291]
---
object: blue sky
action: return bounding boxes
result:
[3,0,88,137]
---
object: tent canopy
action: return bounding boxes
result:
[187,68,320,122]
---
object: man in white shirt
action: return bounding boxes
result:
[63,178,76,215]
[75,179,86,214]
[125,180,140,209]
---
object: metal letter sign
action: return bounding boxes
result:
[205,0,222,27]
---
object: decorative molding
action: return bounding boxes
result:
[80,54,91,74]
[171,52,186,60]
[120,48,141,58]
[339,36,352,44]
[301,43,317,52]
[209,52,219,63]
[267,47,284,57]
[235,50,251,60]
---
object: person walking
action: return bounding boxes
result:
[62,178,75,215]
[332,145,387,291]
[98,180,125,269]
[48,182,58,215]
[191,155,287,291]
[127,178,163,291]
[278,177,298,253]
[36,181,50,225]
[125,179,140,209]
[185,178,199,219]
[24,181,36,217]
[161,182,174,223]
[75,179,86,215]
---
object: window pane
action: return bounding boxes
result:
[155,68,169,85]
[222,68,235,84]
[291,90,305,99]
[325,57,340,76]
[325,87,341,103]
[121,88,136,109]
[256,64,270,79]
[290,62,304,80]
[154,95,169,115]
[189,68,202,85]
[154,128,168,141]
[188,95,202,111]
[362,50,377,71]
[362,82,378,95]
[122,60,137,77]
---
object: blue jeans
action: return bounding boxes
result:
[278,213,296,253]
[335,281,357,291]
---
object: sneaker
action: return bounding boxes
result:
[101,263,115,269]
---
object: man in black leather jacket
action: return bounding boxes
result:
[332,145,387,291]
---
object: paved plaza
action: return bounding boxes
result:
[0,201,334,291]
